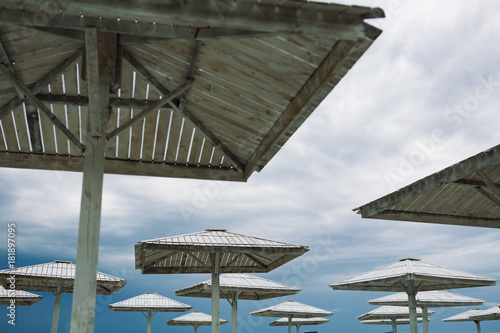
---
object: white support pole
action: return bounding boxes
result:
[147,310,152,333]
[288,314,293,333]
[474,320,481,333]
[406,280,419,333]
[69,27,110,333]
[296,324,300,333]
[391,318,398,333]
[231,292,239,333]
[211,253,221,333]
[51,284,62,333]
[422,306,429,333]
[194,324,199,333]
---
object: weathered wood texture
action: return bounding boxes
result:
[0,0,381,181]
[355,145,500,228]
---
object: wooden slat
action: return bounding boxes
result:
[189,129,202,165]
[199,141,214,166]
[62,65,84,156]
[0,120,6,151]
[11,105,30,152]
[176,119,194,165]
[38,108,56,154]
[141,108,158,161]
[105,108,118,158]
[165,112,182,163]
[152,110,170,162]
[129,71,148,161]
[0,112,20,152]
[50,75,70,155]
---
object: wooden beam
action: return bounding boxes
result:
[365,210,500,229]
[474,187,500,208]
[0,2,382,39]
[0,9,275,41]
[356,144,500,218]
[0,49,83,120]
[107,78,195,139]
[244,40,353,178]
[122,49,245,172]
[0,63,84,151]
[0,39,44,153]
[478,171,500,200]
[35,94,169,109]
[0,152,245,181]
[69,27,112,333]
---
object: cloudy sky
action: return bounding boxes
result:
[1,1,500,333]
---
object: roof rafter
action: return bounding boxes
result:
[0,48,83,120]
[122,48,245,172]
[0,38,43,153]
[0,63,84,151]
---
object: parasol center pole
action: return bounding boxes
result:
[474,320,481,333]
[406,280,419,333]
[147,310,152,333]
[231,292,239,333]
[288,314,293,333]
[296,323,300,333]
[51,284,62,333]
[194,324,199,333]
[70,27,114,333]
[391,318,398,333]
[211,253,221,333]
[422,305,429,333]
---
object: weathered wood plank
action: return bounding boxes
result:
[152,110,170,162]
[176,119,194,165]
[140,110,158,162]
[0,151,245,181]
[244,40,354,178]
[0,112,20,152]
[199,140,214,166]
[11,105,31,152]
[165,111,182,163]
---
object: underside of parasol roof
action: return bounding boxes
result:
[167,311,228,326]
[0,285,43,306]
[354,144,500,228]
[135,229,309,274]
[0,260,126,295]
[175,273,300,300]
[108,292,191,312]
[357,306,432,320]
[0,0,383,182]
[368,290,484,307]
[330,258,497,292]
[251,300,333,318]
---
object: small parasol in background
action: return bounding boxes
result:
[269,317,329,333]
[167,311,228,333]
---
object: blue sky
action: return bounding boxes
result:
[2,1,500,333]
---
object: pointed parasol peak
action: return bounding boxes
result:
[109,292,191,333]
[329,258,496,333]
[0,285,43,306]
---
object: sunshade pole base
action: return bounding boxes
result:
[211,253,221,333]
[51,288,62,333]
[296,323,300,333]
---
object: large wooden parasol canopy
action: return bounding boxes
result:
[0,1,383,332]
